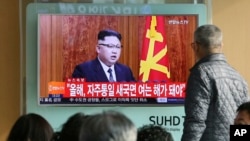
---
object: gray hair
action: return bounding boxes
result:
[79,110,137,141]
[194,24,223,49]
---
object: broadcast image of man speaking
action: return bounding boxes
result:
[72,29,135,82]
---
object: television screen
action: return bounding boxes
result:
[38,14,197,105]
[27,3,207,141]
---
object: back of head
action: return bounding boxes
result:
[98,29,122,41]
[59,112,88,141]
[234,101,250,125]
[79,110,137,141]
[137,124,174,141]
[7,113,54,141]
[237,101,250,113]
[194,24,223,52]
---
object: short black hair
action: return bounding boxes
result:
[98,29,122,41]
[237,101,250,114]
[137,124,174,141]
[7,113,54,141]
[59,112,88,141]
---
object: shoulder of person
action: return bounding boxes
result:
[77,59,96,67]
[115,62,131,69]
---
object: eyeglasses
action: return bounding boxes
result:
[98,43,122,49]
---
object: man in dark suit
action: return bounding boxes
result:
[72,29,135,82]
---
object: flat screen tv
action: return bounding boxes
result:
[26,4,207,141]
[25,3,207,106]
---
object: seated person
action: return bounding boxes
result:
[234,101,250,125]
[57,112,89,141]
[72,29,135,82]
[137,124,174,141]
[7,113,54,141]
[78,110,137,141]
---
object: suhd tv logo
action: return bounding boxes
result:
[230,125,250,141]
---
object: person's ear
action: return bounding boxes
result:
[193,43,200,53]
[221,42,224,51]
[96,45,100,53]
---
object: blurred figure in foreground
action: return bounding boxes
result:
[56,112,88,141]
[78,110,137,141]
[137,124,174,141]
[234,101,250,125]
[7,113,54,141]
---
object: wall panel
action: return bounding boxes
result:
[213,0,250,85]
[0,1,20,140]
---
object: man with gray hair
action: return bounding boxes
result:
[181,24,249,141]
[78,110,137,141]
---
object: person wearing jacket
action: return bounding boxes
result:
[72,29,135,82]
[181,24,249,141]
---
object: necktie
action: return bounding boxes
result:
[107,68,114,82]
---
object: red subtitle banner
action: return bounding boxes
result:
[62,79,186,98]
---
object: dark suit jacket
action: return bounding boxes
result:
[72,58,135,82]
